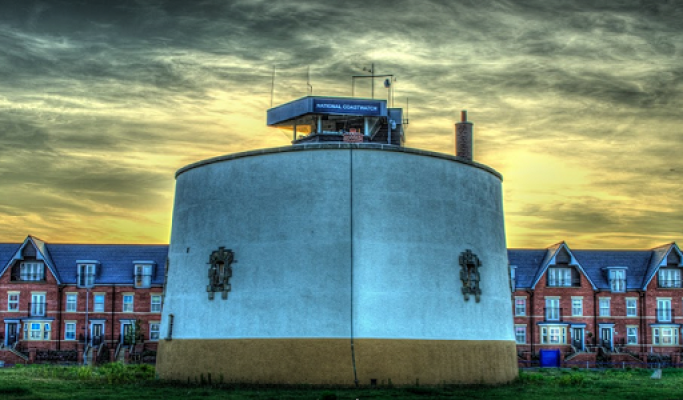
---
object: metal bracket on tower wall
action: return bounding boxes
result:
[459,249,482,302]
[207,247,235,300]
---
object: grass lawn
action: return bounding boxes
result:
[2,365,683,400]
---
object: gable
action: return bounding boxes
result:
[642,243,682,289]
[531,242,597,290]
[0,236,61,283]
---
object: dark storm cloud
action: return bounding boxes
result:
[0,0,681,245]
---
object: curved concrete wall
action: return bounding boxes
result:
[158,144,516,385]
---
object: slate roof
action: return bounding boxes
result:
[0,240,168,286]
[509,243,678,291]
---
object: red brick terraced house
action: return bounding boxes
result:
[510,241,683,367]
[0,236,167,365]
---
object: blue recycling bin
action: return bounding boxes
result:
[539,349,561,367]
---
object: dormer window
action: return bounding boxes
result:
[608,269,626,292]
[78,263,97,288]
[659,268,681,288]
[19,261,44,281]
[547,267,579,287]
[134,263,154,288]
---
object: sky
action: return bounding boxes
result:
[1,0,682,249]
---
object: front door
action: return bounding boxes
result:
[122,323,133,345]
[601,327,612,350]
[572,328,584,351]
[91,323,104,346]
[6,323,18,347]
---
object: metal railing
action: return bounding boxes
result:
[10,271,45,281]
[610,279,626,292]
[656,307,674,322]
[29,302,47,317]
[658,279,682,288]
[544,307,563,321]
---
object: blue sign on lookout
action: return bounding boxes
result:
[312,98,382,116]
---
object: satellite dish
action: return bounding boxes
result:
[384,78,391,88]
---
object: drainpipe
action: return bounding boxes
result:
[57,286,63,351]
[640,290,646,355]
[527,289,534,355]
[593,290,599,348]
[111,285,116,348]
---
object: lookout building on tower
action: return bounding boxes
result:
[267,96,405,145]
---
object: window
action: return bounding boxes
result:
[627,327,638,345]
[151,295,162,313]
[93,294,105,312]
[653,327,679,345]
[548,267,574,287]
[134,264,153,288]
[30,323,41,339]
[20,261,44,281]
[25,322,50,340]
[123,295,134,312]
[31,293,46,317]
[65,323,76,340]
[599,298,610,317]
[572,298,583,316]
[626,298,637,317]
[8,293,19,311]
[150,322,160,341]
[657,299,672,322]
[541,326,566,344]
[514,298,526,316]
[78,264,96,288]
[66,294,77,312]
[659,268,681,288]
[515,326,526,344]
[609,269,626,292]
[545,298,560,321]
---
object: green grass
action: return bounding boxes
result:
[2,365,683,400]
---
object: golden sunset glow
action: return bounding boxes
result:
[1,1,681,248]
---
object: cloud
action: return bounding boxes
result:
[0,0,681,247]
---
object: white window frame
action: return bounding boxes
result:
[123,294,134,312]
[657,299,672,322]
[599,298,610,317]
[653,327,679,346]
[134,264,153,289]
[8,292,19,312]
[545,298,560,321]
[572,298,583,316]
[150,322,160,341]
[66,293,77,312]
[514,298,526,316]
[93,294,105,312]
[627,326,638,345]
[515,325,526,344]
[28,322,49,340]
[548,267,572,287]
[20,261,45,281]
[609,269,626,292]
[626,298,637,317]
[31,293,46,317]
[65,322,76,340]
[659,268,681,288]
[541,326,566,344]
[151,295,162,313]
[78,264,96,288]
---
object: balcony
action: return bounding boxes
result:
[656,308,675,323]
[658,280,682,289]
[544,307,563,321]
[547,279,581,288]
[29,302,47,317]
[10,271,45,282]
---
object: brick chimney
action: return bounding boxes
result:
[455,110,473,161]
